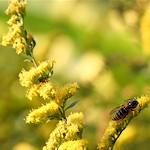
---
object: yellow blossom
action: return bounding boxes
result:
[42,146,48,150]
[19,60,56,100]
[5,0,27,15]
[2,0,35,55]
[7,15,20,25]
[43,111,85,149]
[26,84,39,100]
[67,112,84,129]
[19,68,33,87]
[63,112,84,141]
[37,60,55,74]
[43,120,67,150]
[58,139,88,150]
[37,80,56,100]
[2,32,12,46]
[26,101,59,124]
[137,95,150,109]
[19,60,55,88]
[54,82,79,103]
[13,37,26,54]
[2,0,27,55]
[26,80,56,100]
[65,124,79,140]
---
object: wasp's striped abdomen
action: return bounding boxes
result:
[112,107,128,120]
[110,99,139,121]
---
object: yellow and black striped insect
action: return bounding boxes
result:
[109,98,139,120]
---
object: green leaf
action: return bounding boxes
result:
[65,100,79,111]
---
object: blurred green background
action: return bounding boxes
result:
[0,0,150,150]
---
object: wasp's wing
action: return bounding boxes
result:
[109,106,120,116]
[109,106,122,120]
[124,98,135,102]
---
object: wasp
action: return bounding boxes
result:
[109,98,139,120]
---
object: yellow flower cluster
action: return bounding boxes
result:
[5,0,26,15]
[67,112,84,128]
[137,95,150,109]
[58,139,88,150]
[2,0,35,55]
[43,120,67,150]
[19,60,56,100]
[54,82,79,103]
[26,101,59,124]
[37,80,56,99]
[19,60,55,87]
[65,112,84,140]
[2,1,85,149]
[43,112,86,150]
[2,0,28,54]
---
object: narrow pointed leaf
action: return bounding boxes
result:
[65,100,79,111]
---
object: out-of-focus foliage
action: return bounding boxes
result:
[0,0,150,150]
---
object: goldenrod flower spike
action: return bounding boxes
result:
[26,101,59,124]
[54,82,79,104]
[2,0,36,55]
[98,96,150,150]
[2,1,86,150]
[65,112,84,140]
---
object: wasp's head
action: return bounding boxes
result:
[127,99,138,109]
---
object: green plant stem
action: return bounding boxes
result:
[30,53,38,67]
[59,106,66,119]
